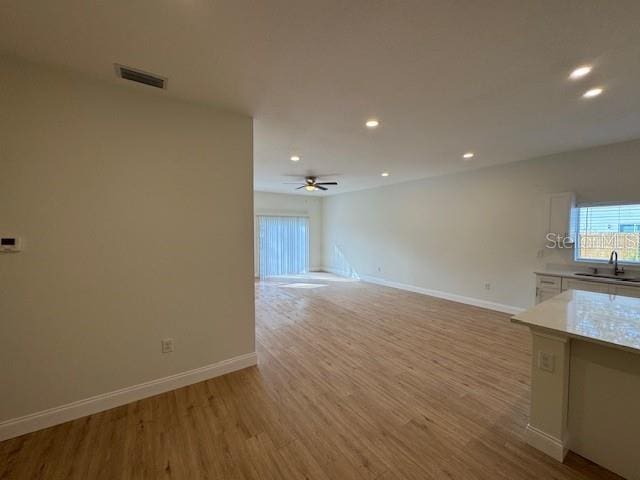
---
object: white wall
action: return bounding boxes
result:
[254,191,323,272]
[323,139,640,310]
[0,57,255,424]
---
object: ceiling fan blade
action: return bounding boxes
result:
[296,185,306,190]
[315,182,338,186]
[316,185,328,191]
[283,182,304,184]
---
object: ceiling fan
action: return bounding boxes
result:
[286,176,338,192]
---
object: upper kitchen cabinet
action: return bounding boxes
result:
[544,192,576,246]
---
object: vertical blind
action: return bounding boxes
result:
[574,203,640,263]
[258,216,310,277]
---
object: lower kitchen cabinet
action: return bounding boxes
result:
[562,278,609,294]
[612,285,640,298]
[535,273,640,304]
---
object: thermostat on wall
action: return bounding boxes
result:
[0,236,22,253]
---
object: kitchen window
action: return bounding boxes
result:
[574,203,640,263]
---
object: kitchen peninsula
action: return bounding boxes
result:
[512,289,640,480]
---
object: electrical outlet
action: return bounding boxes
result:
[484,282,491,291]
[538,351,555,373]
[161,338,174,354]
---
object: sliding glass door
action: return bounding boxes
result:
[258,215,309,277]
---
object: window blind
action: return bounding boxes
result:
[574,203,640,263]
[258,216,310,277]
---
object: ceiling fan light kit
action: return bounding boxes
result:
[289,176,338,192]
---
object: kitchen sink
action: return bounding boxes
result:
[574,272,640,283]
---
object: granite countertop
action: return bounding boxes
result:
[512,289,640,354]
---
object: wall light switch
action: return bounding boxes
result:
[538,351,555,373]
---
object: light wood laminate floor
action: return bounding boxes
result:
[0,275,621,479]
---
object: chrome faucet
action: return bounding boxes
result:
[608,251,624,275]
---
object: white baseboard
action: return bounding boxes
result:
[320,266,359,279]
[525,424,568,462]
[0,352,257,442]
[356,274,524,315]
[320,266,339,274]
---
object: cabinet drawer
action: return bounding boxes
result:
[537,275,562,290]
[562,278,610,293]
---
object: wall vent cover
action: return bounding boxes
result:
[114,64,167,89]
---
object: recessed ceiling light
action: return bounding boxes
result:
[583,87,603,98]
[365,119,380,128]
[463,152,475,159]
[381,172,390,177]
[569,65,592,80]
[290,155,300,162]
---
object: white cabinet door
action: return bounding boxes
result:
[536,288,561,304]
[611,285,640,298]
[545,192,575,242]
[535,275,562,304]
[562,278,610,294]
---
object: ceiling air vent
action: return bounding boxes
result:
[115,64,167,89]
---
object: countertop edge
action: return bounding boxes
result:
[511,312,640,355]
